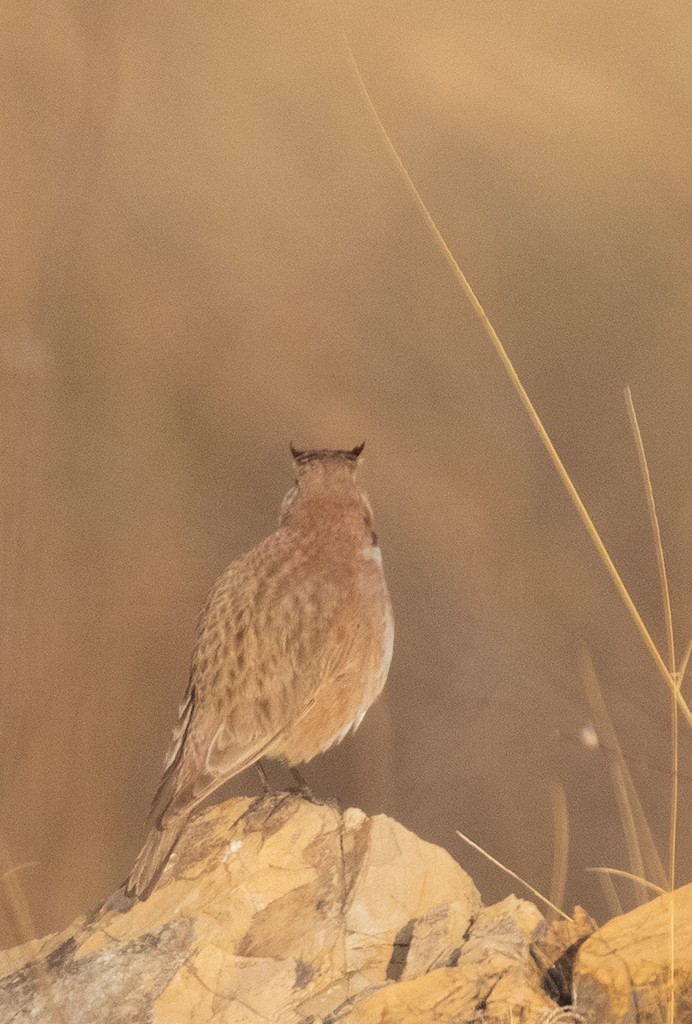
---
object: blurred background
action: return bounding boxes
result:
[2,0,692,947]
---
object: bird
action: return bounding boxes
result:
[125,442,394,899]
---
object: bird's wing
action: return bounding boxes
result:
[150,568,364,828]
[200,615,365,783]
[155,684,324,827]
[154,648,363,828]
[146,677,198,827]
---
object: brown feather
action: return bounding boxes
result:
[125,816,187,899]
[126,447,393,899]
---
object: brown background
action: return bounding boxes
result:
[2,0,691,947]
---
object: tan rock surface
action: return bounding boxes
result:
[5,793,689,1023]
[573,882,692,1023]
[2,794,504,1023]
[330,894,552,1023]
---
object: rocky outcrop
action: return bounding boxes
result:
[0,793,688,1023]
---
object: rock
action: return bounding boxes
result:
[0,794,491,1023]
[573,882,692,1023]
[533,904,598,1004]
[1,793,689,1023]
[330,895,552,1024]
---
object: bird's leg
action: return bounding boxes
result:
[289,766,315,800]
[290,768,343,811]
[255,760,273,795]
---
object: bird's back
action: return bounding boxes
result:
[126,445,393,899]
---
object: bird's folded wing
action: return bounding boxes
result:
[156,687,322,826]
[152,602,363,827]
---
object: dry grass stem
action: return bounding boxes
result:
[624,388,675,671]
[0,836,37,952]
[678,639,692,693]
[0,837,67,1023]
[596,868,624,920]
[455,829,571,921]
[342,30,692,732]
[625,386,679,1022]
[549,784,569,915]
[585,867,665,897]
[582,655,667,893]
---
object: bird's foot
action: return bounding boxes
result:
[289,766,315,800]
[288,768,343,812]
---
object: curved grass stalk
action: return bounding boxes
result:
[456,828,571,921]
[624,387,678,1022]
[341,30,692,732]
[550,784,569,916]
[585,867,665,897]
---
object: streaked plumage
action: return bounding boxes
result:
[126,444,393,899]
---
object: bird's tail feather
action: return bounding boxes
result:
[125,816,187,900]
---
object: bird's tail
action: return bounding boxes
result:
[125,816,187,900]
